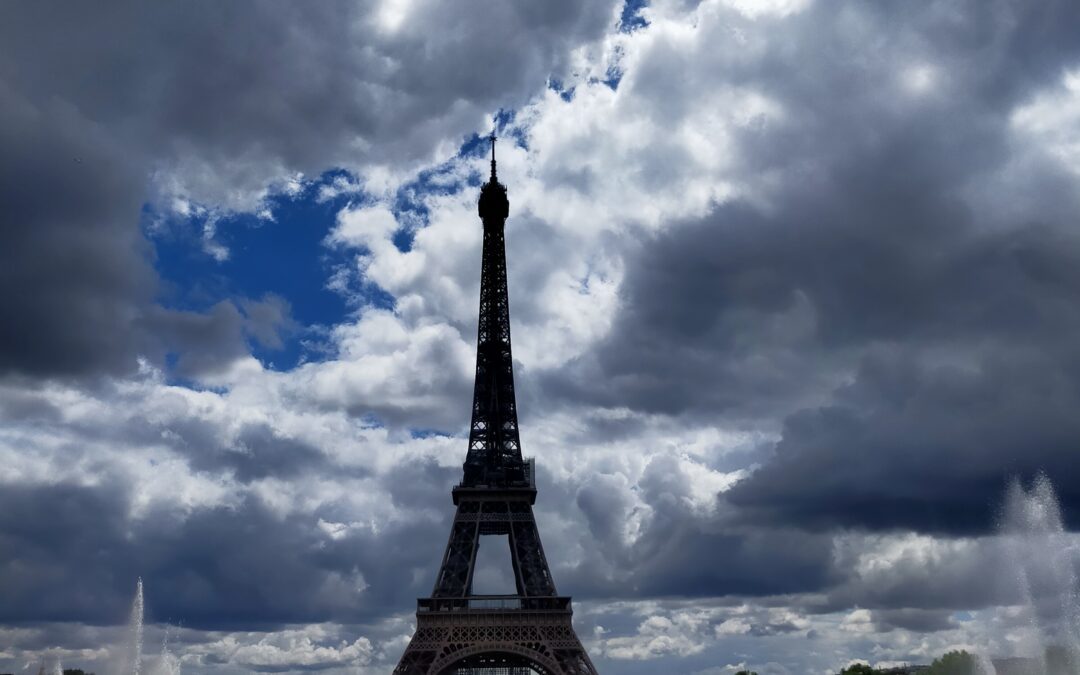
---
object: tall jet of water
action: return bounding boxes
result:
[156,625,182,675]
[1000,474,1080,674]
[128,577,144,675]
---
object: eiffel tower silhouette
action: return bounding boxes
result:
[394,136,598,674]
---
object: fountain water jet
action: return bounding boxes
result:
[127,577,144,675]
[115,578,182,675]
[989,474,1080,674]
[153,625,181,675]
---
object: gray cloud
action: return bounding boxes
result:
[726,344,1080,534]
[872,608,958,634]
[1,1,618,186]
[537,0,1080,537]
[0,479,448,629]
[0,0,620,382]
[0,84,155,378]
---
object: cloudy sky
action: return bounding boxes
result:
[3,0,1080,673]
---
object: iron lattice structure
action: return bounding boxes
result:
[394,138,598,675]
[462,137,526,490]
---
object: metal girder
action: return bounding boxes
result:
[432,495,555,599]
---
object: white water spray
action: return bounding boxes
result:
[990,474,1080,674]
[154,625,181,675]
[128,577,144,675]
[975,652,998,675]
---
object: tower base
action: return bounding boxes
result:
[394,599,598,674]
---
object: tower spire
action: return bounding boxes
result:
[489,131,497,182]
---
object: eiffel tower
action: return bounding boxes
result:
[394,137,598,675]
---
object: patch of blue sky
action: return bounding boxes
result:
[493,108,515,132]
[388,114,524,250]
[145,170,386,371]
[389,157,471,252]
[601,63,624,91]
[146,112,529,376]
[618,0,649,32]
[492,108,528,151]
[409,428,454,440]
[488,108,529,151]
[548,77,576,102]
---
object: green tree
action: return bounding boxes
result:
[839,664,876,675]
[734,671,759,675]
[926,650,980,675]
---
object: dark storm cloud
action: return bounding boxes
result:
[0,87,155,377]
[556,456,838,601]
[626,525,837,598]
[0,0,620,381]
[540,0,1080,536]
[0,475,451,629]
[0,482,134,624]
[726,344,1080,535]
[0,374,458,629]
[179,422,337,483]
[146,295,295,378]
[547,452,1000,614]
[0,93,283,380]
[0,1,618,175]
[820,535,1022,614]
[143,499,424,628]
[150,461,459,628]
[0,383,64,424]
[872,609,956,634]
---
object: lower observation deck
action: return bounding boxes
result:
[400,596,594,674]
[418,596,573,613]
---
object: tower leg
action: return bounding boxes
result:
[397,491,597,673]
